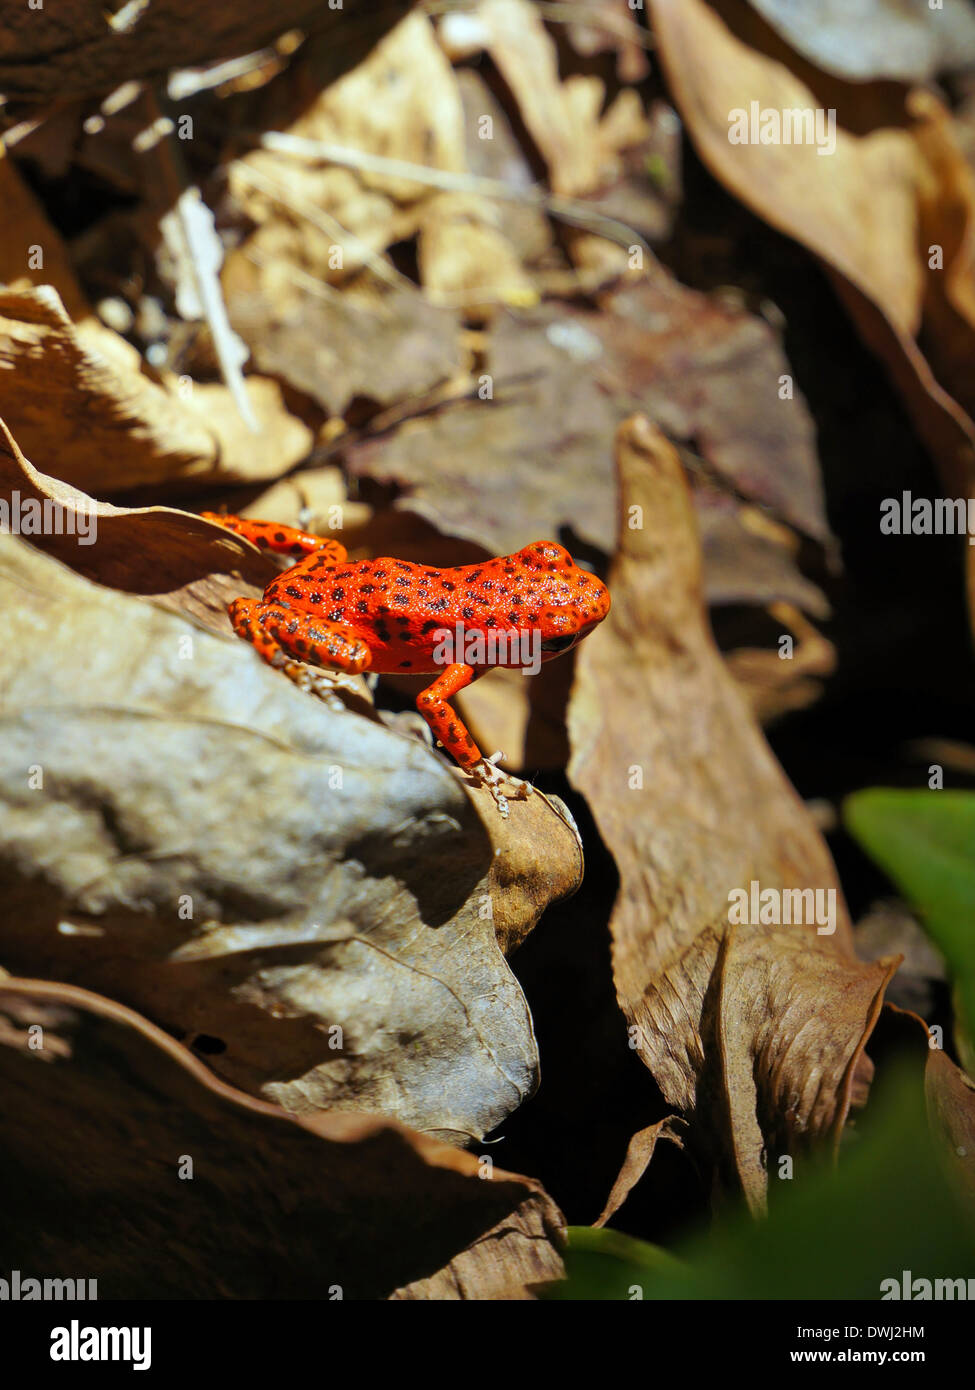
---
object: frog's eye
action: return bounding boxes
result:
[541,633,579,654]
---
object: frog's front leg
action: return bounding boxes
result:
[228,598,370,700]
[202,513,347,563]
[416,664,531,817]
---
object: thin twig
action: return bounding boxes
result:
[250,129,651,262]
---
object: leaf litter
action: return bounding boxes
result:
[0,0,972,1297]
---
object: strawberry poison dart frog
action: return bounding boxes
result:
[201,514,611,814]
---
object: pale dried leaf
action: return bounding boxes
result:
[228,11,467,284]
[568,417,897,1209]
[0,287,312,492]
[748,0,975,83]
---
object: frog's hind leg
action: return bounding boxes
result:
[415,663,531,817]
[202,513,347,563]
[228,598,370,701]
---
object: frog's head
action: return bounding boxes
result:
[515,541,611,662]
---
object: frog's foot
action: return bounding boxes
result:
[271,655,352,711]
[468,751,531,818]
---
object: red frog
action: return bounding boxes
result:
[201,513,611,814]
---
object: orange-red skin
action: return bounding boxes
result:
[203,513,610,771]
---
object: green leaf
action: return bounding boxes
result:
[843,789,975,1049]
[540,1227,683,1300]
[542,1068,975,1299]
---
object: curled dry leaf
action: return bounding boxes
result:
[568,417,898,1211]
[646,0,975,623]
[0,976,564,1298]
[390,1199,564,1299]
[594,1116,687,1229]
[0,418,585,1142]
[0,416,275,630]
[0,286,312,493]
[649,0,924,334]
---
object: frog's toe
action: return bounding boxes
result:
[467,753,532,817]
[485,752,531,802]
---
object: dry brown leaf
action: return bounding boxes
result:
[649,0,923,335]
[592,275,831,543]
[0,417,584,1141]
[224,260,464,416]
[0,286,312,493]
[0,975,564,1298]
[0,415,271,629]
[0,0,404,101]
[568,417,898,1211]
[647,0,975,620]
[347,274,831,564]
[594,1117,687,1228]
